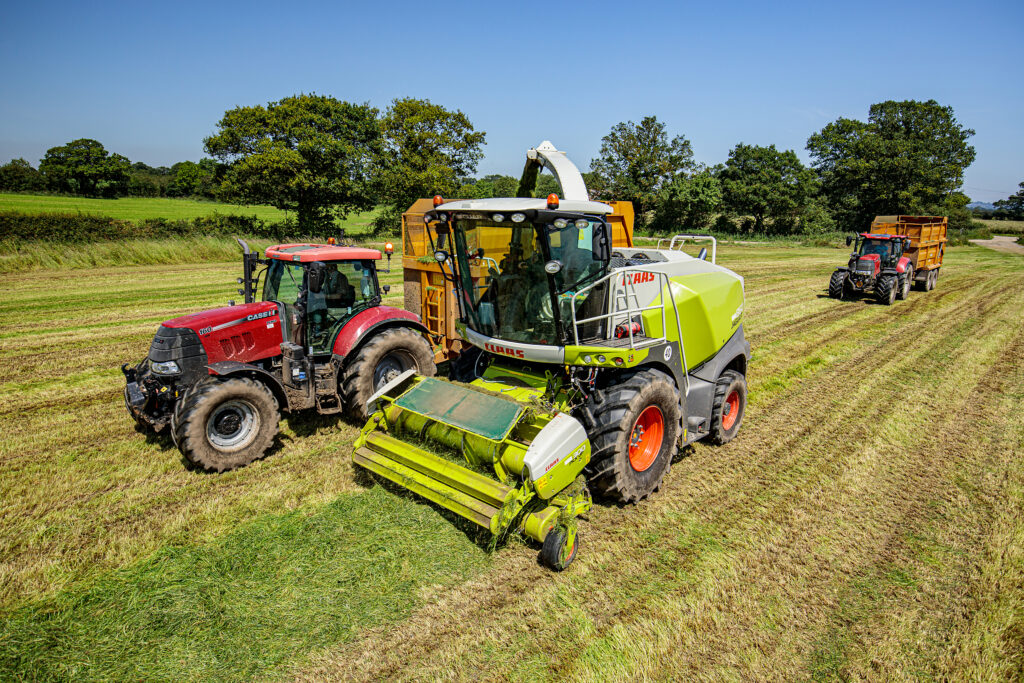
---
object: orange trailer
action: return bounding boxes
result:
[870,215,947,290]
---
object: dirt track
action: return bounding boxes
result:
[970,234,1024,254]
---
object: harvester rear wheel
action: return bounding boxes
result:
[340,327,436,421]
[174,377,279,472]
[828,271,847,299]
[708,370,747,445]
[585,369,680,504]
[875,275,897,305]
[540,525,578,571]
[898,267,913,300]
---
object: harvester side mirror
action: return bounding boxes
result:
[845,236,853,247]
[307,261,327,294]
[697,247,708,261]
[591,223,611,261]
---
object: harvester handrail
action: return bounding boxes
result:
[569,268,689,396]
[656,234,717,264]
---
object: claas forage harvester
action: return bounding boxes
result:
[353,146,751,570]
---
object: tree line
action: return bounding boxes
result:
[0,95,1001,235]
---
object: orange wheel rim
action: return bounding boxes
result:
[722,391,740,431]
[628,405,664,472]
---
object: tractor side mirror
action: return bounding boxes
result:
[382,284,391,295]
[307,261,327,294]
[697,247,708,261]
[904,238,911,251]
[845,236,853,247]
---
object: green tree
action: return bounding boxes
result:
[718,143,817,233]
[0,158,45,192]
[38,139,131,196]
[374,97,486,235]
[651,170,722,233]
[168,159,218,198]
[588,116,695,225]
[994,182,1024,219]
[204,94,381,231]
[807,100,975,229]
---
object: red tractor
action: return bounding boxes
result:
[828,232,915,305]
[123,239,436,471]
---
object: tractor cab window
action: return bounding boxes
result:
[307,260,378,354]
[859,239,891,261]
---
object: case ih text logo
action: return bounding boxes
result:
[485,342,525,358]
[198,310,276,336]
[246,310,276,322]
[621,271,656,286]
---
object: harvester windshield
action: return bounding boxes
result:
[449,215,609,345]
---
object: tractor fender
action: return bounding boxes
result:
[331,305,429,360]
[206,361,288,411]
[834,266,849,273]
[880,267,899,277]
[896,256,912,273]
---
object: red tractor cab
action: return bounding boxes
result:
[829,232,915,305]
[123,238,435,472]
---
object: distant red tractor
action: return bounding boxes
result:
[829,232,916,305]
[123,239,436,471]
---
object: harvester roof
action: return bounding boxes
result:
[265,243,382,262]
[434,197,613,215]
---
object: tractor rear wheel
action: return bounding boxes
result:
[898,267,913,300]
[708,370,747,445]
[174,377,279,472]
[585,369,680,504]
[828,271,847,299]
[340,327,436,420]
[875,275,897,305]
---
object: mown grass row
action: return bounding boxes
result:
[0,193,292,223]
[0,245,1020,681]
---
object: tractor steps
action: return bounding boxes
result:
[354,431,515,532]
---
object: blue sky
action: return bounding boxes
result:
[1,0,1021,202]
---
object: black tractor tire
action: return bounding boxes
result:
[828,271,847,300]
[174,377,280,472]
[340,327,436,421]
[897,267,913,300]
[875,275,897,305]
[585,369,680,504]
[707,370,748,446]
[539,526,578,571]
[448,345,485,383]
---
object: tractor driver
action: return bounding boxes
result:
[323,264,356,311]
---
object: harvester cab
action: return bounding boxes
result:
[353,142,751,570]
[123,237,434,473]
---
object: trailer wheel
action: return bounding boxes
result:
[340,327,436,421]
[585,369,680,503]
[875,275,897,305]
[928,269,938,291]
[828,271,847,299]
[897,267,913,300]
[708,370,747,445]
[539,525,578,571]
[174,377,279,472]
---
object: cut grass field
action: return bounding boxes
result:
[976,217,1024,235]
[0,244,1022,681]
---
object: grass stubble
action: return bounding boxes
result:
[0,244,1020,681]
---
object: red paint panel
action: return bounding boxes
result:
[332,306,424,358]
[265,243,381,262]
[163,301,284,364]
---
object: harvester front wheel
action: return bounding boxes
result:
[875,275,897,305]
[174,377,279,472]
[708,370,747,445]
[828,271,847,300]
[586,369,680,504]
[540,525,578,571]
[341,327,436,421]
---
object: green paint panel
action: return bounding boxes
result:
[394,378,523,441]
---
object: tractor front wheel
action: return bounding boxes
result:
[875,275,897,305]
[828,271,847,300]
[585,369,680,503]
[708,370,747,445]
[174,377,280,472]
[340,327,436,420]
